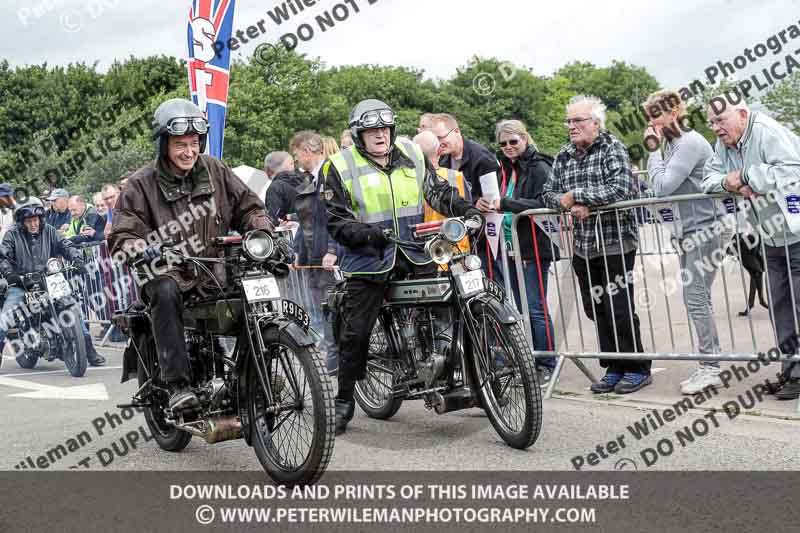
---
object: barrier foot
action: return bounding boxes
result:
[571,357,598,385]
[99,324,114,347]
[544,356,565,399]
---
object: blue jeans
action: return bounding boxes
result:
[507,258,557,370]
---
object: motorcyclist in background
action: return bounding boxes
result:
[0,199,106,367]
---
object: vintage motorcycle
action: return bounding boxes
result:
[7,258,88,377]
[114,230,335,486]
[326,218,543,449]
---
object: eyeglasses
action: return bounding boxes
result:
[166,117,209,135]
[499,139,520,148]
[359,109,395,129]
[564,117,592,127]
[437,127,456,142]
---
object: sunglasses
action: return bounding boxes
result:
[359,109,395,129]
[166,117,209,135]
[499,139,520,148]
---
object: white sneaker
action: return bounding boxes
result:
[679,368,704,387]
[680,367,722,395]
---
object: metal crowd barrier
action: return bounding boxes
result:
[508,190,800,413]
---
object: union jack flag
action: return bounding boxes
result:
[187,0,236,158]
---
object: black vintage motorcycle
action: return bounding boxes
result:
[327,218,542,449]
[7,258,88,377]
[114,230,335,486]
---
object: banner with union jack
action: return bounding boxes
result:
[187,0,236,158]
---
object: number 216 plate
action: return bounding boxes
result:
[242,276,280,302]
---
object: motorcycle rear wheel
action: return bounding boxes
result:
[62,308,87,378]
[137,335,192,452]
[247,328,334,486]
[470,302,542,450]
[354,315,403,420]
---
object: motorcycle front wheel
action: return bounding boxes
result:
[62,307,87,378]
[247,327,334,486]
[469,301,542,450]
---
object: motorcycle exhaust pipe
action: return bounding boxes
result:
[203,416,242,444]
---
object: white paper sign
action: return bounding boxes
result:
[479,172,500,202]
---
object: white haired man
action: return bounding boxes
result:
[702,96,800,400]
[542,95,649,394]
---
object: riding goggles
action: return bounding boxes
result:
[18,206,44,220]
[358,109,395,129]
[166,117,209,136]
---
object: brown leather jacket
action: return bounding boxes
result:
[108,154,272,292]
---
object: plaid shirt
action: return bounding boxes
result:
[542,131,639,257]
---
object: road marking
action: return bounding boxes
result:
[0,375,110,400]
[0,366,122,377]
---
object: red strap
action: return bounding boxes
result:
[485,239,493,281]
[530,215,553,351]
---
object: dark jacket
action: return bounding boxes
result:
[325,144,475,273]
[0,223,84,276]
[439,137,500,200]
[294,176,337,266]
[45,208,71,231]
[108,155,272,292]
[264,170,309,224]
[65,206,106,244]
[497,146,560,262]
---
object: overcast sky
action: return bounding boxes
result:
[2,0,797,98]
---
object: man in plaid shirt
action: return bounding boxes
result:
[543,95,651,394]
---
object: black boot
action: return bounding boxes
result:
[335,399,355,435]
[83,332,105,367]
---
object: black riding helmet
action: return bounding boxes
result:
[348,99,396,154]
[151,98,209,157]
[14,198,45,226]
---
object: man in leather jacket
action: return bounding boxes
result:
[323,99,483,434]
[0,199,105,367]
[108,98,272,411]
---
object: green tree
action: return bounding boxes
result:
[761,71,800,134]
[556,60,660,112]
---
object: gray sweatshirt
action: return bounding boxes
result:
[646,129,725,238]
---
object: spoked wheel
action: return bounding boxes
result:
[62,308,88,378]
[471,302,542,449]
[136,336,192,451]
[354,315,404,420]
[248,328,334,486]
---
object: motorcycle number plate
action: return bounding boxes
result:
[282,299,310,330]
[456,270,484,297]
[242,276,281,303]
[46,273,71,299]
[485,277,505,302]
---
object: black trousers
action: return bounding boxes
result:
[572,250,650,374]
[142,277,189,384]
[337,255,435,393]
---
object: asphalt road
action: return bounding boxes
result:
[2,342,798,474]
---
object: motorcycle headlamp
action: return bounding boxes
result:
[166,117,209,136]
[359,109,395,129]
[424,238,455,266]
[243,230,275,262]
[441,218,467,243]
[464,255,482,271]
[46,258,62,274]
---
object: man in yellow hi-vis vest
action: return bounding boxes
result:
[322,99,483,434]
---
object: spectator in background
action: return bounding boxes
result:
[322,136,340,158]
[263,151,306,225]
[0,183,16,241]
[644,89,731,395]
[703,98,800,400]
[490,120,558,384]
[101,183,120,236]
[340,129,353,150]
[434,113,502,279]
[418,112,437,133]
[543,95,649,394]
[64,195,105,244]
[45,188,71,235]
[292,130,339,375]
[93,192,108,218]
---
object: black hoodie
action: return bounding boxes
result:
[264,170,310,224]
